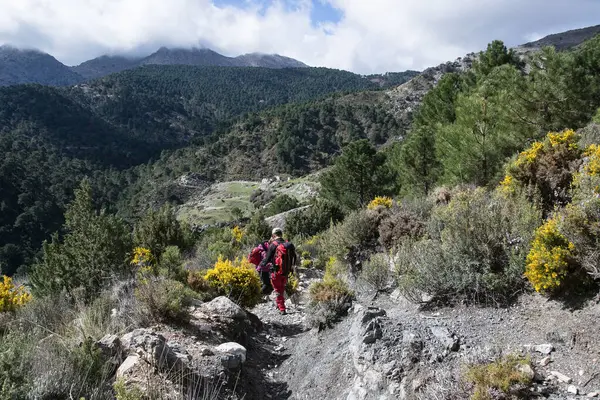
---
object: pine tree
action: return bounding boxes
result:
[320,139,396,210]
[30,179,131,299]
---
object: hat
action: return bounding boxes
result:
[272,227,283,236]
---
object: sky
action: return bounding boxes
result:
[0,0,599,74]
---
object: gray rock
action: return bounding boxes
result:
[117,355,140,378]
[567,385,579,394]
[361,308,386,324]
[430,326,460,351]
[220,354,244,369]
[533,344,554,355]
[551,371,573,383]
[215,342,247,363]
[363,331,378,344]
[96,334,122,361]
[587,391,599,397]
[539,356,552,366]
[199,296,247,320]
[517,364,535,380]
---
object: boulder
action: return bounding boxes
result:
[117,355,141,378]
[96,334,123,363]
[216,342,247,363]
[216,342,247,370]
[198,296,247,320]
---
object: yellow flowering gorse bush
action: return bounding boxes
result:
[0,275,32,312]
[525,218,575,293]
[367,196,393,210]
[231,226,244,243]
[131,247,154,267]
[204,257,261,308]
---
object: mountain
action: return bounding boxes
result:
[0,45,83,86]
[69,65,382,146]
[70,55,143,80]
[72,47,309,80]
[234,53,307,68]
[520,24,600,51]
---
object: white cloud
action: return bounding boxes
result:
[0,0,599,73]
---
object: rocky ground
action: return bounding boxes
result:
[106,267,600,399]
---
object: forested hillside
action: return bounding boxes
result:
[0,65,393,275]
[69,65,385,146]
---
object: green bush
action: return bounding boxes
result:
[319,209,382,261]
[286,199,344,238]
[360,253,390,292]
[0,292,119,400]
[396,187,541,304]
[135,278,196,324]
[244,211,272,244]
[159,245,188,283]
[265,194,300,217]
[133,204,194,260]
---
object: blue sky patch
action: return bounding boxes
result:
[212,0,343,24]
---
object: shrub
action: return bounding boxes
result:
[250,188,275,209]
[525,218,576,293]
[266,194,300,217]
[286,273,299,296]
[307,256,354,328]
[0,291,118,400]
[133,204,193,259]
[561,201,600,281]
[319,209,382,261]
[378,208,426,249]
[464,355,533,400]
[159,246,188,283]
[500,129,582,213]
[367,196,393,210]
[135,278,196,324]
[231,226,244,243]
[0,276,31,312]
[286,200,345,238]
[114,378,144,400]
[204,257,261,308]
[245,212,272,243]
[396,188,541,304]
[360,254,390,292]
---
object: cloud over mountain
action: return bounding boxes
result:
[1,0,600,73]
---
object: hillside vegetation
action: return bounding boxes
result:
[2,29,600,400]
[0,65,395,275]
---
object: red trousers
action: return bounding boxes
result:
[270,273,287,311]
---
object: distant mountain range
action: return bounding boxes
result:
[0,45,309,86]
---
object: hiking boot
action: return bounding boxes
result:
[279,310,287,315]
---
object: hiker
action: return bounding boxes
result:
[248,241,273,296]
[259,227,297,315]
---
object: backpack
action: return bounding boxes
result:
[274,240,296,277]
[248,242,268,266]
